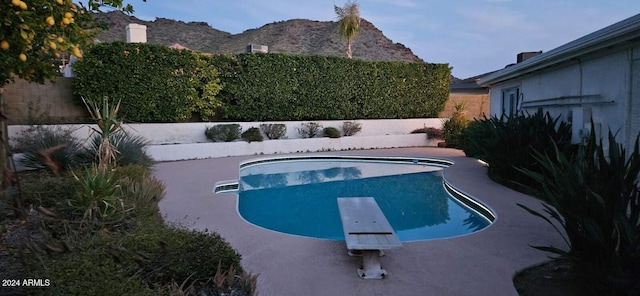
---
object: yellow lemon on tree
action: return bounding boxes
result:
[19,53,27,62]
[64,12,73,19]
[56,0,64,5]
[11,0,20,7]
[46,16,55,26]
[57,37,64,43]
[54,52,61,58]
[1,40,9,50]
[18,1,27,10]
[72,47,82,58]
[62,17,70,25]
[49,42,57,50]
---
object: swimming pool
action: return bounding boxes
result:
[215,155,495,242]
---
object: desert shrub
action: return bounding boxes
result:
[518,127,640,294]
[112,164,147,183]
[81,131,153,168]
[205,124,242,142]
[323,127,342,138]
[297,122,323,138]
[260,123,287,139]
[341,121,362,136]
[241,127,264,142]
[459,111,576,190]
[16,126,85,172]
[411,126,444,139]
[442,103,469,148]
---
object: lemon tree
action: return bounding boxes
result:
[0,0,142,87]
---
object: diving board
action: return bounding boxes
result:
[337,197,402,279]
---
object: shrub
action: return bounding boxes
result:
[459,111,576,190]
[260,123,287,139]
[341,121,362,136]
[442,103,468,148]
[297,122,323,138]
[411,126,444,139]
[81,131,153,169]
[241,127,264,142]
[323,127,342,138]
[518,126,640,294]
[74,42,222,122]
[16,126,85,173]
[205,124,242,142]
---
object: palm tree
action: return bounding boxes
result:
[334,1,361,59]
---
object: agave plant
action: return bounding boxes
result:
[517,124,640,292]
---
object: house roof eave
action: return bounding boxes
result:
[478,13,640,87]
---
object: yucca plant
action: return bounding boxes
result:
[82,97,123,173]
[518,125,640,293]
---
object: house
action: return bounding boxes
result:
[478,13,640,151]
[442,73,494,121]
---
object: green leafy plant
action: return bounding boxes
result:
[323,127,342,138]
[211,53,449,121]
[297,122,323,138]
[459,111,576,190]
[341,121,362,136]
[241,127,264,142]
[204,124,242,142]
[16,126,84,173]
[74,42,222,122]
[517,126,640,294]
[260,123,287,139]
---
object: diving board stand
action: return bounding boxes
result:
[337,197,402,279]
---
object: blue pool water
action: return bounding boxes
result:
[235,157,493,242]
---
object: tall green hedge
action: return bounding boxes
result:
[73,42,221,122]
[74,43,448,122]
[210,53,450,121]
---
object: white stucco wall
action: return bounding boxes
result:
[8,118,445,161]
[488,45,638,151]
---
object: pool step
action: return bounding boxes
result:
[213,180,239,194]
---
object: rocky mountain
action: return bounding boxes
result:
[93,11,424,63]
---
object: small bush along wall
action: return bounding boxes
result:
[73,42,222,122]
[210,53,450,121]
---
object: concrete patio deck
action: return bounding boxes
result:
[153,147,564,296]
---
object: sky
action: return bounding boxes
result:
[124,0,639,79]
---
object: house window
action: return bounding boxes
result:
[501,87,520,117]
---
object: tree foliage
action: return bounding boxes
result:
[334,1,361,59]
[0,0,142,87]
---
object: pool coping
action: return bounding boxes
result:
[153,147,566,296]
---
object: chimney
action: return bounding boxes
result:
[126,23,147,43]
[517,51,542,63]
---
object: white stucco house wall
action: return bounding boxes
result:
[478,13,640,152]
